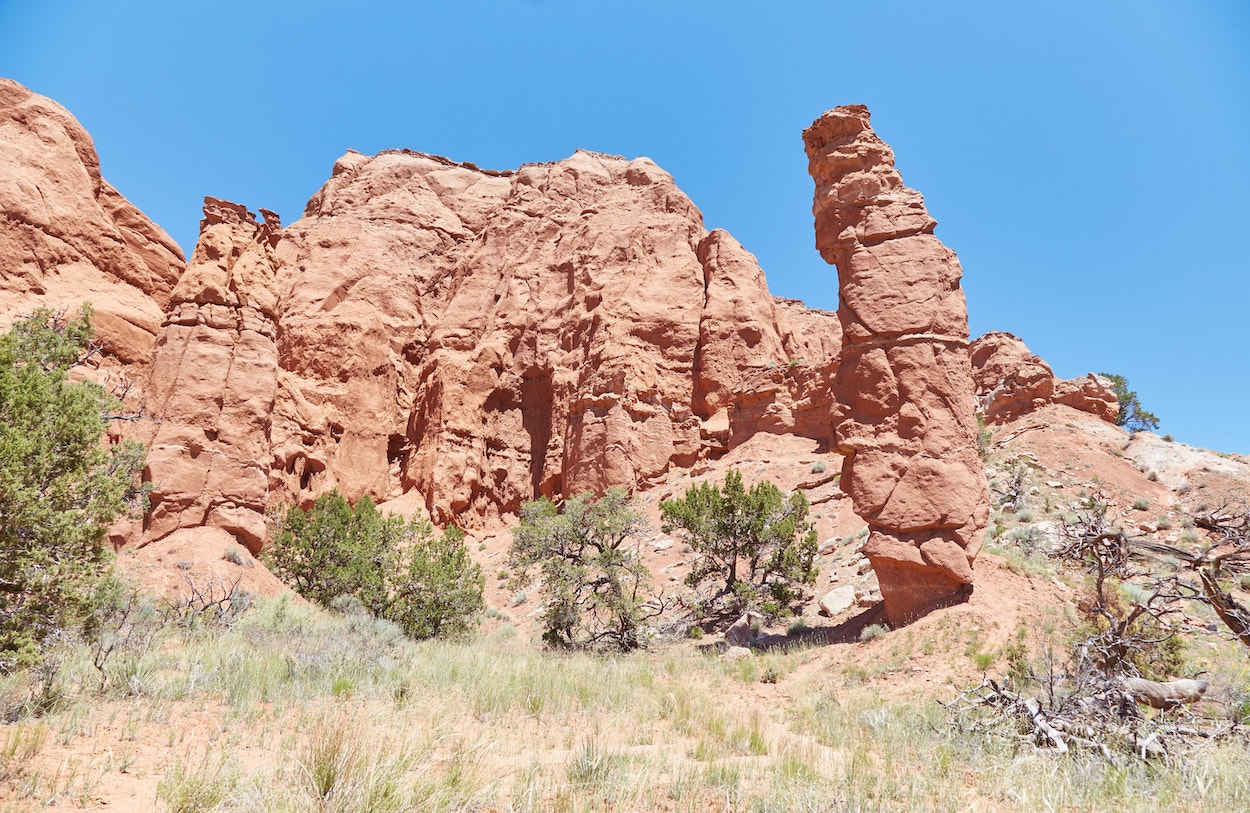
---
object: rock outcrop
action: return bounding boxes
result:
[970,331,1119,424]
[141,199,282,552]
[137,149,841,544]
[0,79,183,374]
[804,105,989,625]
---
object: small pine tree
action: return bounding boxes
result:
[660,471,817,619]
[267,491,484,639]
[1098,372,1160,433]
[508,489,656,650]
[0,307,146,672]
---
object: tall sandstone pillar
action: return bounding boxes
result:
[803,106,989,624]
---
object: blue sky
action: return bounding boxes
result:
[2,1,1248,453]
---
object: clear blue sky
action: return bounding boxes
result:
[2,1,1247,453]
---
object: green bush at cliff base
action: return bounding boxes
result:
[660,470,818,620]
[509,489,655,651]
[267,491,484,640]
[0,307,146,673]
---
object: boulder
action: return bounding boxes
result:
[818,586,856,616]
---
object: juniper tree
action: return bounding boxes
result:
[267,490,484,640]
[0,307,146,672]
[508,489,658,650]
[660,471,818,619]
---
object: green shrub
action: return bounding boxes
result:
[976,416,994,461]
[859,624,888,642]
[509,489,656,650]
[0,307,146,673]
[660,471,817,618]
[267,491,483,640]
[1132,497,1150,511]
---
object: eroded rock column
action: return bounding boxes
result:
[803,106,989,624]
[142,199,282,552]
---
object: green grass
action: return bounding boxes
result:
[2,594,1249,812]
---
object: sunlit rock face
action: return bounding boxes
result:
[138,148,841,545]
[0,78,183,369]
[804,105,989,624]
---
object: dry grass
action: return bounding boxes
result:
[0,594,1248,811]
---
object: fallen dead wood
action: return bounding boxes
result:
[947,675,1239,761]
[1198,568,1250,649]
[1121,677,1209,709]
[1022,696,1068,753]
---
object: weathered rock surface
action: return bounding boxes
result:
[804,105,989,625]
[141,199,282,552]
[1052,374,1119,423]
[137,149,841,545]
[970,331,1118,423]
[0,79,183,372]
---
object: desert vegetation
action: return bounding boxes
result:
[2,311,1250,811]
[1,586,1249,812]
[267,491,484,641]
[661,471,819,620]
[508,489,660,651]
[0,308,146,673]
[1100,372,1161,433]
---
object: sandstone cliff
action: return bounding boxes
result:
[139,148,841,544]
[0,78,183,373]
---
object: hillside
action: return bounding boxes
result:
[2,77,1248,811]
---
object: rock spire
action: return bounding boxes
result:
[803,105,989,624]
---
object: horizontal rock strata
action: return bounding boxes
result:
[804,105,989,624]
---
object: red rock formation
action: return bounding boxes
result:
[969,332,1056,421]
[137,149,841,545]
[1053,374,1119,422]
[142,199,282,552]
[728,359,836,451]
[0,79,183,372]
[804,105,989,625]
[970,331,1119,424]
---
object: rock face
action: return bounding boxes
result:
[141,199,282,552]
[137,149,841,545]
[0,79,183,372]
[970,331,1118,424]
[803,105,989,625]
